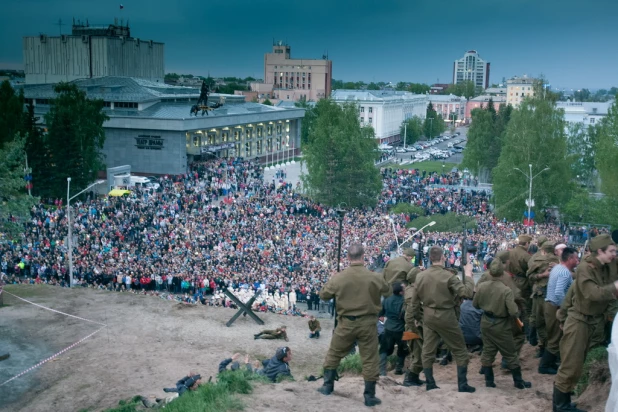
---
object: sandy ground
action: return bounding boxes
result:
[0,285,608,412]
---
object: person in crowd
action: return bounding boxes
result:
[308,316,321,339]
[378,282,407,375]
[402,267,425,387]
[254,326,289,341]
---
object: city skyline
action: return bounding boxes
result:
[1,0,617,89]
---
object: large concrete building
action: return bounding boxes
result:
[23,19,164,84]
[427,94,466,125]
[245,41,332,103]
[506,75,536,107]
[22,77,304,176]
[331,90,428,144]
[453,50,490,89]
[557,101,611,128]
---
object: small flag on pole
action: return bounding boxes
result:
[120,4,124,9]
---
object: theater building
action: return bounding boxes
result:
[22,76,305,175]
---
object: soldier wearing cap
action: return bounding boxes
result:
[474,260,531,390]
[383,248,415,287]
[402,267,425,387]
[527,242,559,360]
[478,250,526,361]
[553,234,618,412]
[508,234,533,340]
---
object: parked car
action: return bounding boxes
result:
[447,143,453,148]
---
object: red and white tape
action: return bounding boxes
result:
[0,289,107,387]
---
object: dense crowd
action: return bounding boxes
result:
[0,158,593,317]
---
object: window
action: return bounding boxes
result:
[369,107,373,113]
[114,101,138,109]
[590,118,595,124]
[276,124,282,134]
[276,136,282,150]
[221,131,229,142]
[207,133,216,144]
[193,135,200,147]
[245,142,251,156]
[267,125,273,136]
[246,128,253,139]
[257,140,263,154]
[257,127,263,138]
[369,118,373,124]
[267,138,273,152]
[360,107,365,113]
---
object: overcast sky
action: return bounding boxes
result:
[1,0,617,89]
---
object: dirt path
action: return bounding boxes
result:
[0,285,608,411]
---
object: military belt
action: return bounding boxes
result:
[343,315,374,321]
[483,312,509,319]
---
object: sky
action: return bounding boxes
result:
[1,0,617,89]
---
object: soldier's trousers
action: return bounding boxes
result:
[323,315,379,381]
[544,301,562,355]
[406,326,423,374]
[555,313,605,393]
[421,307,469,368]
[512,318,525,357]
[480,316,519,369]
[530,296,547,347]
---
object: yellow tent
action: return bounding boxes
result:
[108,189,131,197]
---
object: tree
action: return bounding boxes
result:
[567,122,597,188]
[596,100,618,199]
[44,83,108,199]
[0,134,38,238]
[262,98,273,106]
[445,81,478,100]
[423,103,445,139]
[23,103,51,197]
[367,82,380,90]
[0,80,25,148]
[407,83,430,94]
[295,98,316,146]
[301,99,381,208]
[492,98,572,221]
[461,108,494,175]
[399,116,423,146]
[406,213,477,232]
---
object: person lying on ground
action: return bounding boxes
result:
[253,346,293,382]
[254,326,289,341]
[140,371,202,408]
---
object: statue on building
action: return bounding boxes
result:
[197,81,209,107]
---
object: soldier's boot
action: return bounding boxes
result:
[457,366,476,393]
[480,366,496,388]
[553,386,586,412]
[528,326,538,346]
[511,367,532,389]
[440,351,452,366]
[363,381,382,407]
[317,369,337,396]
[402,371,425,387]
[423,367,440,391]
[538,350,558,375]
[500,357,511,371]
[394,356,405,375]
[379,353,387,376]
[254,333,262,340]
[536,346,545,359]
[315,331,320,339]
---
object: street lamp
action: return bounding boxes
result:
[384,215,401,254]
[513,164,550,234]
[67,177,105,287]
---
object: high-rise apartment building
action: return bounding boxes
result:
[506,75,536,107]
[453,50,490,90]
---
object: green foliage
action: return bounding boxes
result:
[367,82,380,90]
[103,396,143,412]
[575,346,608,396]
[445,81,479,100]
[302,99,381,208]
[424,103,445,139]
[216,83,247,94]
[261,99,273,106]
[406,213,477,232]
[596,100,618,199]
[337,354,363,374]
[400,116,423,145]
[43,83,108,199]
[383,161,458,174]
[0,134,39,238]
[492,98,572,221]
[567,122,598,188]
[562,188,618,228]
[0,80,25,148]
[390,203,426,217]
[295,98,316,146]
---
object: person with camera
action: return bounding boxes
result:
[412,245,475,393]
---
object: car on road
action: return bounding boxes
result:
[447,143,453,148]
[396,147,407,153]
[453,145,464,150]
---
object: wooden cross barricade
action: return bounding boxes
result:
[224,289,264,327]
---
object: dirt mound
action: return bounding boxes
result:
[576,359,612,412]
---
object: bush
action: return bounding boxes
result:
[406,213,477,233]
[337,354,363,374]
[575,346,609,396]
[389,203,425,217]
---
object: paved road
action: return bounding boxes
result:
[392,126,469,166]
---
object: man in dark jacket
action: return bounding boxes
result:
[379,282,408,375]
[459,298,483,351]
[256,346,293,382]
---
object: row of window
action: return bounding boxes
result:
[360,107,373,113]
[274,66,312,70]
[360,117,373,124]
[25,98,137,109]
[187,123,291,148]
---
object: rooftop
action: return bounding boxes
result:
[470,95,507,103]
[331,89,427,102]
[557,101,611,116]
[428,94,466,101]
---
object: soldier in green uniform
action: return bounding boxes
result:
[474,260,532,390]
[254,326,289,341]
[553,234,618,412]
[411,246,475,392]
[527,242,559,363]
[308,316,321,339]
[402,267,425,387]
[317,243,390,407]
[508,235,533,341]
[383,248,415,287]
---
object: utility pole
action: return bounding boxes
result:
[514,164,550,235]
[404,122,407,149]
[56,19,65,35]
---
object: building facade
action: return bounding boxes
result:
[453,50,490,89]
[506,76,536,107]
[23,19,164,84]
[331,90,428,144]
[244,41,332,103]
[465,95,506,120]
[22,77,304,176]
[557,101,611,128]
[427,95,466,124]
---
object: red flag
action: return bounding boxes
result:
[119,4,124,9]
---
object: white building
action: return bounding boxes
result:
[427,94,466,124]
[331,90,428,144]
[557,101,612,128]
[453,50,490,89]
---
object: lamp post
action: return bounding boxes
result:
[513,164,550,234]
[67,178,105,287]
[384,215,401,255]
[400,221,436,250]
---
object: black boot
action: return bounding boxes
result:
[553,386,586,412]
[363,381,382,407]
[539,350,558,375]
[528,326,538,346]
[395,356,405,375]
[480,366,496,388]
[500,357,511,370]
[457,366,476,393]
[423,367,439,391]
[535,346,545,359]
[403,371,425,387]
[254,333,261,340]
[316,331,320,339]
[317,369,337,395]
[440,351,452,366]
[379,353,387,376]
[511,367,531,389]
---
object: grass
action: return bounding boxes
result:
[104,370,271,412]
[575,346,609,396]
[383,160,458,173]
[335,353,400,375]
